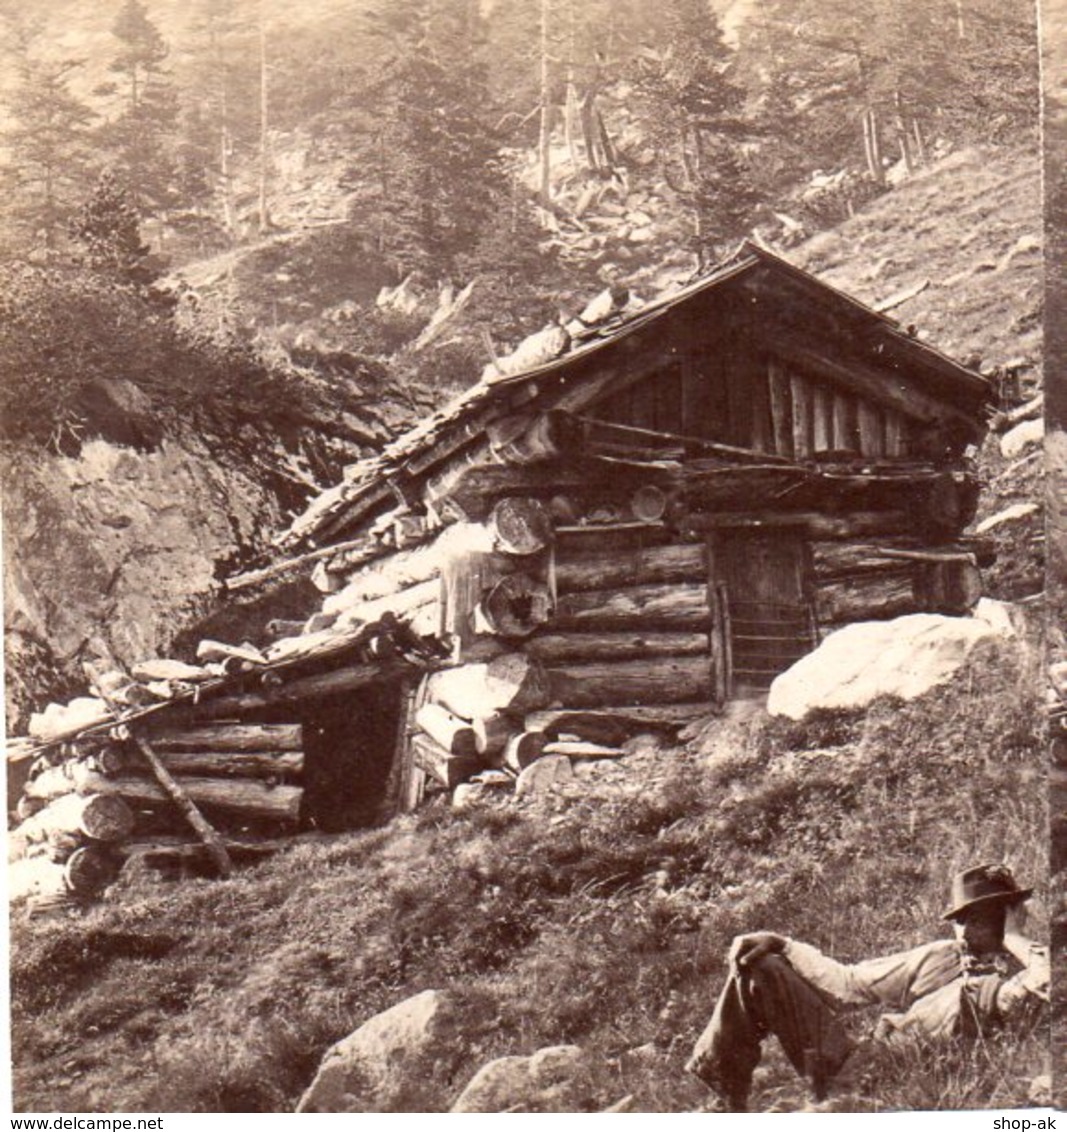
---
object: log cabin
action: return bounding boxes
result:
[7,243,995,888]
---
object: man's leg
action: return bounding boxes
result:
[686,954,854,1109]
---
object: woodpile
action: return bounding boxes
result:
[8,717,309,905]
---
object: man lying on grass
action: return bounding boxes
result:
[686,863,1048,1111]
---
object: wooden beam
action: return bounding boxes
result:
[195,662,412,718]
[146,723,303,753]
[551,582,710,628]
[773,335,984,435]
[682,511,910,538]
[133,737,233,877]
[553,542,705,592]
[546,655,714,707]
[524,630,710,663]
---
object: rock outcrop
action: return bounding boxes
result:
[767,611,1013,721]
[3,438,284,730]
[296,989,462,1113]
[450,1044,591,1113]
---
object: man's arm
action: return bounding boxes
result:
[782,937,962,1009]
[997,903,1049,1011]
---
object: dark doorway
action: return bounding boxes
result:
[301,678,407,832]
[711,530,816,698]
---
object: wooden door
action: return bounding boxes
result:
[709,530,815,699]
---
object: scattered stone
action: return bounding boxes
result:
[971,597,1019,639]
[296,989,459,1112]
[999,417,1043,458]
[450,1044,588,1113]
[131,658,212,683]
[602,1095,636,1112]
[28,698,112,742]
[1028,1074,1052,1107]
[515,754,573,799]
[974,501,1039,533]
[767,613,1010,721]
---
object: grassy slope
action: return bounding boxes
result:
[11,637,1046,1113]
[792,146,1044,601]
[1042,1,1067,1109]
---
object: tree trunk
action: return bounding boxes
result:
[477,574,552,638]
[257,1,271,233]
[684,511,911,539]
[538,0,553,208]
[132,737,235,875]
[551,582,710,628]
[64,846,121,894]
[196,661,407,718]
[543,740,623,759]
[547,656,713,707]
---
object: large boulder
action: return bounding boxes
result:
[450,1045,590,1112]
[296,989,460,1112]
[767,612,1011,721]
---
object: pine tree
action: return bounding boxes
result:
[68,168,156,285]
[95,0,180,218]
[358,0,507,278]
[0,55,95,254]
[629,0,757,264]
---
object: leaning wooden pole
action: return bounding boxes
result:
[133,736,234,878]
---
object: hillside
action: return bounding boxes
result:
[10,635,1046,1112]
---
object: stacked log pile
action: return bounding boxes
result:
[7,616,446,907]
[9,721,307,909]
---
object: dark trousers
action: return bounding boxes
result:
[686,954,855,1109]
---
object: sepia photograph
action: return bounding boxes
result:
[0,0,1053,1115]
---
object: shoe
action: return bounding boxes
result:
[685,1055,749,1112]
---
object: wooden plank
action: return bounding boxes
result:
[683,510,910,538]
[814,572,917,624]
[195,662,411,718]
[750,363,773,453]
[777,333,983,437]
[790,370,813,458]
[705,533,728,708]
[768,358,793,457]
[524,630,709,663]
[552,582,710,628]
[132,738,233,876]
[547,655,714,707]
[832,391,853,451]
[153,749,304,778]
[525,703,709,734]
[812,384,832,452]
[857,399,884,457]
[146,724,303,753]
[554,542,705,593]
[884,410,906,457]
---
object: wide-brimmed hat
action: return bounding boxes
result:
[942,863,1033,922]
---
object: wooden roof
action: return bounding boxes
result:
[278,243,992,552]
